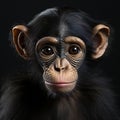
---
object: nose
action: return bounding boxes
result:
[54,58,69,72]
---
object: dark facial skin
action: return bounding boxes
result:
[35,36,86,93]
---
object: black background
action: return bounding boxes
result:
[0,0,120,105]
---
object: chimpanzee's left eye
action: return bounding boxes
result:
[68,45,81,55]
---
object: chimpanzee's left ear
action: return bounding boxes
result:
[92,24,110,59]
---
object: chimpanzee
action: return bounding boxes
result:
[0,6,119,120]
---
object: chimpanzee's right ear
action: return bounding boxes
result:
[12,25,30,60]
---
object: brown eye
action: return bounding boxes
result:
[41,46,54,55]
[69,45,80,55]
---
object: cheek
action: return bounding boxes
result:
[66,54,85,70]
[43,68,78,93]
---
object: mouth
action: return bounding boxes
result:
[45,80,77,93]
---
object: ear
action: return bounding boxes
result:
[92,24,110,59]
[12,25,30,60]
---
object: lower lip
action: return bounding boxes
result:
[45,81,76,87]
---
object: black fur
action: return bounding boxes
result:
[0,7,119,120]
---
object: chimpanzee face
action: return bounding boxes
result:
[11,8,110,93]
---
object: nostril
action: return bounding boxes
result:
[55,67,61,72]
[54,66,66,72]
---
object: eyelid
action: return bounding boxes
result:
[40,45,55,55]
[69,43,81,48]
[68,44,81,55]
[35,36,58,49]
[64,36,86,50]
